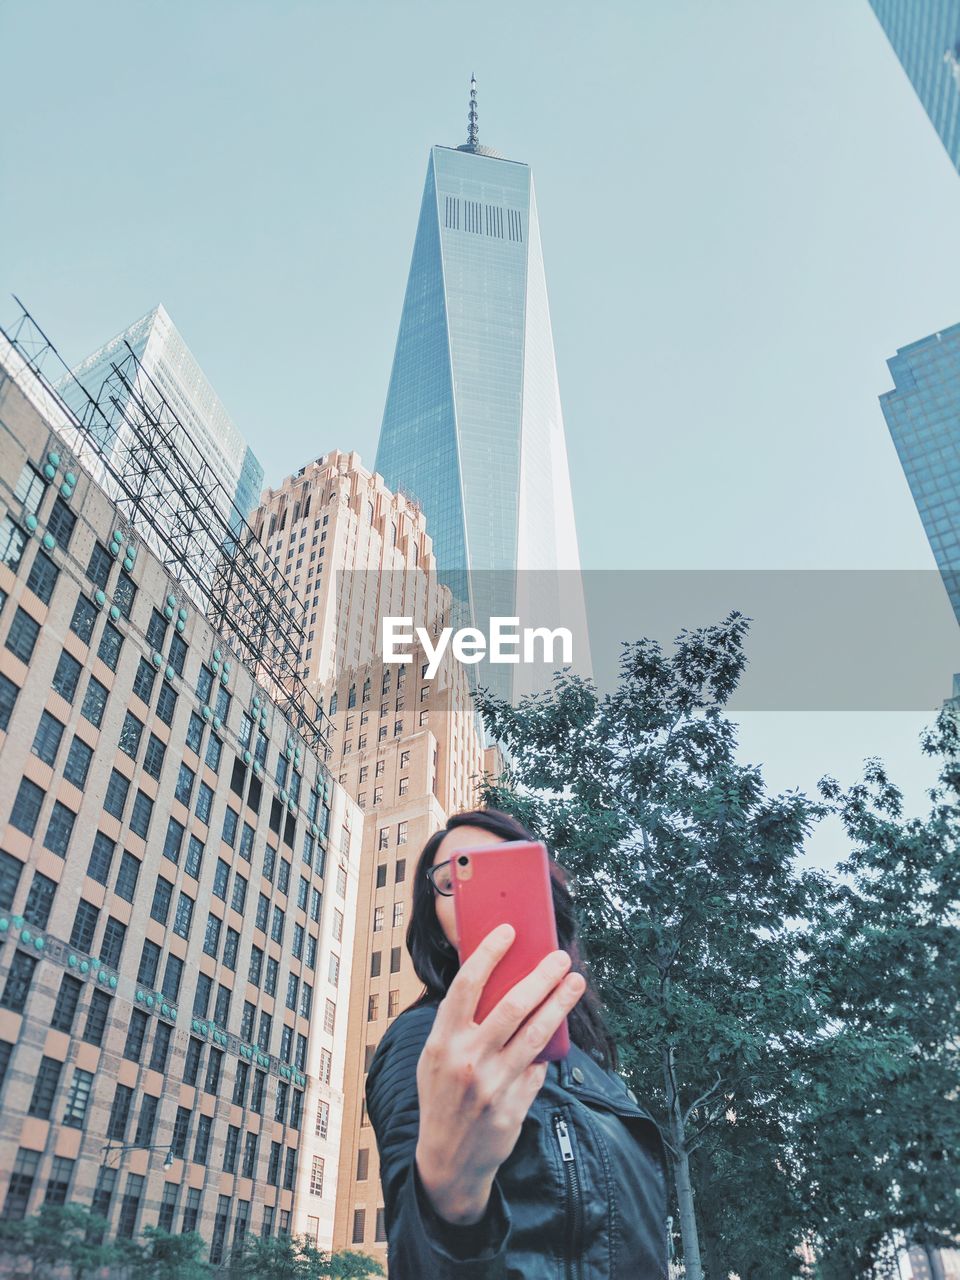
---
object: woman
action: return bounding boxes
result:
[365,808,669,1278]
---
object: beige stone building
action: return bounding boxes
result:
[247,455,498,1267]
[0,339,362,1259]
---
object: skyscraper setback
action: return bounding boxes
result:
[375,80,591,691]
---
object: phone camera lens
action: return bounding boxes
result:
[457,855,469,867]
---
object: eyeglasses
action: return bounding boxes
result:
[426,859,454,897]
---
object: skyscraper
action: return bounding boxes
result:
[58,304,264,531]
[879,322,960,627]
[868,1,960,174]
[375,80,590,691]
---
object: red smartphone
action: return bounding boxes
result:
[451,839,570,1062]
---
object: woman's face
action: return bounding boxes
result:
[431,824,505,949]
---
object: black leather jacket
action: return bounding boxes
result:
[366,1002,669,1279]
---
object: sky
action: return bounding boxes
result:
[3,0,958,844]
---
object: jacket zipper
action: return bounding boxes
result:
[554,1112,584,1280]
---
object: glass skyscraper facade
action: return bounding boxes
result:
[375,115,590,689]
[868,0,960,173]
[879,322,960,625]
[58,304,264,531]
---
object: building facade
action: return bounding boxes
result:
[0,333,361,1259]
[879,322,960,627]
[57,304,264,534]
[374,85,591,695]
[246,454,497,1268]
[869,0,960,175]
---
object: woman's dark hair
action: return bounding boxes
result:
[406,807,618,1070]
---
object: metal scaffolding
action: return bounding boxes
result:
[0,300,330,751]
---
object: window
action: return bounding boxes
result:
[214,983,231,1026]
[161,954,184,1000]
[134,1093,159,1147]
[390,945,401,974]
[306,934,318,969]
[264,957,279,997]
[3,1148,40,1220]
[231,874,247,914]
[158,1183,179,1233]
[130,790,153,839]
[373,786,382,804]
[213,858,230,899]
[203,913,222,958]
[174,762,195,806]
[242,1132,258,1179]
[397,820,408,845]
[292,922,304,960]
[6,607,40,663]
[186,711,204,754]
[373,906,384,933]
[52,649,82,702]
[11,777,45,837]
[118,711,144,760]
[258,1010,273,1053]
[46,497,76,550]
[271,905,285,945]
[185,835,204,879]
[28,1056,63,1118]
[123,1009,149,1062]
[205,1047,223,1094]
[15,462,46,514]
[155,682,177,726]
[132,657,156,705]
[163,817,184,865]
[275,1079,288,1123]
[0,517,27,575]
[370,951,382,979]
[234,1059,250,1104]
[286,973,299,1011]
[146,608,168,651]
[143,733,166,779]
[194,973,213,1019]
[352,1209,365,1245]
[150,877,173,925]
[43,800,76,857]
[400,749,410,767]
[63,1068,94,1127]
[223,1124,240,1173]
[51,974,82,1032]
[223,927,240,970]
[376,863,387,889]
[195,781,213,824]
[115,850,141,901]
[23,870,56,928]
[113,571,136,619]
[169,633,187,676]
[357,1148,369,1181]
[107,1083,134,1141]
[222,807,239,848]
[150,1021,173,1073]
[173,892,194,939]
[172,1107,192,1159]
[310,1155,324,1196]
[32,710,64,765]
[336,864,347,897]
[80,676,108,728]
[367,993,379,1022]
[99,917,126,969]
[97,622,123,671]
[182,1186,202,1234]
[376,1207,387,1242]
[280,1024,294,1063]
[103,769,130,820]
[193,1113,212,1164]
[205,733,222,772]
[69,899,99,952]
[0,672,18,732]
[393,901,404,929]
[395,858,406,883]
[315,1098,330,1140]
[324,999,336,1034]
[328,953,340,987]
[58,739,91,795]
[183,1038,204,1087]
[378,828,389,851]
[92,1168,117,1237]
[249,945,263,985]
[137,940,161,987]
[388,989,399,1018]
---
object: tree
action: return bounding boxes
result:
[475,613,825,1279]
[227,1235,383,1280]
[801,710,960,1277]
[0,1204,113,1278]
[118,1227,212,1279]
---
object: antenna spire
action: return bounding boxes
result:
[466,73,479,150]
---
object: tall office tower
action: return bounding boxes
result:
[879,323,960,626]
[247,454,497,1268]
[0,314,361,1258]
[375,80,591,697]
[58,304,264,535]
[868,1,960,173]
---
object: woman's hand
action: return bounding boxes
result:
[414,922,586,1225]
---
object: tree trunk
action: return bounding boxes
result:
[924,1245,947,1280]
[663,1046,704,1280]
